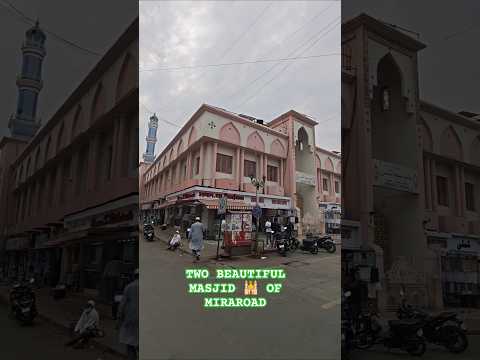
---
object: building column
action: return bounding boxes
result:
[263,154,268,194]
[240,149,245,191]
[424,157,431,210]
[199,143,204,186]
[236,147,241,189]
[86,132,99,191]
[186,151,192,180]
[112,115,126,178]
[431,159,437,211]
[458,165,466,217]
[454,165,462,217]
[212,142,218,186]
[280,158,284,188]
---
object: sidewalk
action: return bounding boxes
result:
[153,226,280,260]
[0,285,126,357]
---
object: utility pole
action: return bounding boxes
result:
[250,175,265,256]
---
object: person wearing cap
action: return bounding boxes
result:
[118,268,139,360]
[168,230,181,251]
[188,216,205,261]
[66,299,99,348]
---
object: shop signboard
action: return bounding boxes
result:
[218,196,227,215]
[446,236,480,254]
[295,171,316,186]
[373,159,418,194]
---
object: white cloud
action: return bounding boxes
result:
[139,0,341,160]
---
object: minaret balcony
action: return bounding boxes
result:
[146,136,157,142]
[22,42,46,56]
[16,76,43,91]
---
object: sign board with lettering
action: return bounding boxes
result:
[373,159,418,194]
[296,171,316,186]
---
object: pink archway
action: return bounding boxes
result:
[188,126,197,146]
[270,139,286,157]
[315,154,322,169]
[219,122,241,145]
[177,139,184,155]
[246,131,265,152]
[115,52,137,102]
[470,136,480,166]
[335,160,341,173]
[421,119,433,152]
[440,125,463,161]
[325,157,334,172]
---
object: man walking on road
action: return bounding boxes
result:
[117,269,139,360]
[188,216,205,261]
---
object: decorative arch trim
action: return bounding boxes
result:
[219,122,241,145]
[440,125,463,161]
[270,139,286,158]
[246,131,265,152]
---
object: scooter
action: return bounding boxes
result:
[143,224,155,242]
[9,278,37,325]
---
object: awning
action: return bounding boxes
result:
[198,199,252,211]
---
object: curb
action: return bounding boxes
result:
[0,290,127,358]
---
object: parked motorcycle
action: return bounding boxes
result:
[354,308,426,356]
[302,233,336,254]
[9,278,37,325]
[397,296,468,353]
[273,227,299,256]
[144,224,155,242]
[341,290,355,360]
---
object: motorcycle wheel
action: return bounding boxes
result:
[326,242,336,253]
[310,246,319,254]
[443,326,468,353]
[354,331,375,349]
[406,341,426,356]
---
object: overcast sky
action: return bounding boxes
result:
[343,0,480,115]
[139,0,341,160]
[0,0,137,138]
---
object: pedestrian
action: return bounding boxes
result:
[117,268,139,360]
[265,219,272,248]
[188,216,205,261]
[66,300,99,348]
[168,230,181,251]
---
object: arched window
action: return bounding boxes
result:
[71,106,82,140]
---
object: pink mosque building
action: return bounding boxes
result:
[0,19,138,299]
[140,104,341,237]
[342,14,480,310]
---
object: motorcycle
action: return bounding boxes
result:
[273,227,298,256]
[9,278,37,325]
[301,233,336,254]
[341,290,355,359]
[354,308,426,356]
[397,296,468,353]
[144,224,155,242]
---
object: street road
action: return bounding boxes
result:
[140,236,341,359]
[0,303,121,360]
[350,337,480,359]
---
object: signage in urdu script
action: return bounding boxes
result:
[373,159,417,193]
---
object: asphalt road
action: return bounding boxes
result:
[0,302,121,360]
[350,337,480,359]
[139,236,341,360]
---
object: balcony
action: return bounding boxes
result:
[267,184,284,196]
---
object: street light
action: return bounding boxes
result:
[250,175,265,254]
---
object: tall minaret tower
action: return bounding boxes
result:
[9,21,46,140]
[143,113,158,163]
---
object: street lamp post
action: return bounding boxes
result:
[250,175,265,255]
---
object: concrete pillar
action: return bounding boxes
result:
[212,142,218,186]
[280,159,284,187]
[455,165,462,217]
[187,151,192,179]
[263,154,268,194]
[86,132,99,191]
[240,149,245,191]
[236,147,241,189]
[424,157,431,210]
[459,166,466,217]
[431,159,437,211]
[199,143,204,186]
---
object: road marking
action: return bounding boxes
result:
[321,298,341,309]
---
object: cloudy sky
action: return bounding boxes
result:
[139,0,341,160]
[343,0,480,115]
[0,0,137,138]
